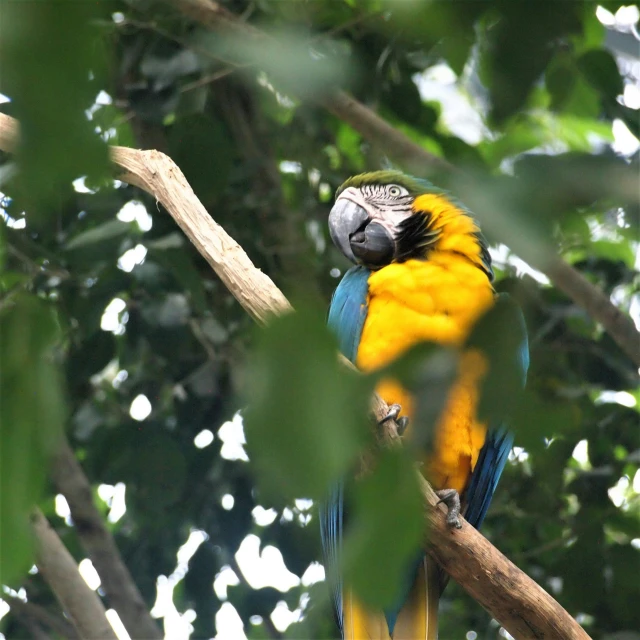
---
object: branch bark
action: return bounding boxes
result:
[162,0,640,368]
[3,594,80,640]
[49,439,163,640]
[0,113,590,639]
[419,478,588,640]
[110,147,293,324]
[31,509,118,640]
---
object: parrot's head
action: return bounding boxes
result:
[329,170,492,279]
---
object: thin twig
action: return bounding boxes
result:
[180,67,236,92]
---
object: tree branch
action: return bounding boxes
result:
[48,438,163,640]
[3,593,80,640]
[0,112,591,639]
[161,0,640,368]
[418,478,589,640]
[545,256,640,365]
[30,509,118,640]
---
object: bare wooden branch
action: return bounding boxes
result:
[31,509,118,640]
[110,145,293,324]
[49,439,163,640]
[0,112,591,640]
[162,0,640,368]
[418,478,590,640]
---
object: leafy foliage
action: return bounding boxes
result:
[0,1,639,639]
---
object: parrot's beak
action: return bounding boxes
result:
[329,197,395,268]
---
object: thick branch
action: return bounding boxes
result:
[0,113,590,639]
[49,439,163,640]
[163,0,640,367]
[418,479,589,640]
[110,146,293,324]
[31,509,118,640]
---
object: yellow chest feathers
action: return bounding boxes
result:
[356,256,494,371]
[355,254,495,493]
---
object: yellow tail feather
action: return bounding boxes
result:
[393,558,439,640]
[343,558,439,640]
[343,590,390,639]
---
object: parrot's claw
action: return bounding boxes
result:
[378,404,409,436]
[379,403,401,424]
[435,489,462,529]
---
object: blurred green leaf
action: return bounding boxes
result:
[65,219,132,250]
[0,295,64,585]
[484,1,582,124]
[244,304,371,500]
[167,114,233,204]
[343,448,424,609]
[589,240,636,267]
[383,343,458,452]
[466,294,528,422]
[147,240,207,313]
[191,27,354,100]
[578,50,624,103]
[0,2,110,218]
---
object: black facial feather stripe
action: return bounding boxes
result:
[395,211,441,262]
[472,231,494,281]
[394,213,494,282]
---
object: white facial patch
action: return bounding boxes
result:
[336,185,414,236]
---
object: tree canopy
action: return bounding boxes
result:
[0,1,639,639]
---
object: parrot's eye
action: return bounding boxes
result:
[388,185,404,197]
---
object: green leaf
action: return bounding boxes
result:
[0,295,64,585]
[589,240,636,267]
[484,2,582,124]
[343,448,425,609]
[0,2,110,218]
[167,114,233,205]
[511,392,576,454]
[244,304,371,501]
[67,330,117,386]
[65,219,132,250]
[466,295,528,422]
[578,49,624,102]
[146,243,207,313]
[382,343,458,452]
[191,27,354,101]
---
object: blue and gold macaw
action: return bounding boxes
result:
[320,171,529,639]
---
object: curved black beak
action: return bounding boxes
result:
[328,199,395,268]
[328,199,367,263]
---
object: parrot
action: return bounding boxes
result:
[320,171,529,640]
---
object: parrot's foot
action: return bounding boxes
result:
[435,489,462,529]
[378,404,409,436]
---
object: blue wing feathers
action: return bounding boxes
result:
[463,426,514,529]
[327,266,370,363]
[322,266,370,636]
[319,483,344,635]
